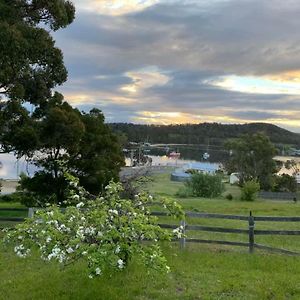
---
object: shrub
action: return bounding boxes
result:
[225,193,233,200]
[0,192,22,203]
[185,173,225,198]
[5,173,184,278]
[272,174,297,193]
[240,180,260,201]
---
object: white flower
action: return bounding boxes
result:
[115,245,120,254]
[95,267,101,275]
[117,259,124,269]
[76,202,84,208]
[82,251,88,256]
[88,274,94,279]
[66,247,74,254]
[108,209,118,215]
[46,237,52,243]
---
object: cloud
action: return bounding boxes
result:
[206,75,300,95]
[51,0,300,132]
[120,67,170,93]
[75,0,160,15]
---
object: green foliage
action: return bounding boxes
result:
[5,174,184,278]
[175,186,193,198]
[184,173,225,198]
[0,0,74,104]
[240,180,260,201]
[110,122,300,148]
[17,107,124,204]
[225,193,233,200]
[225,133,277,190]
[273,174,298,193]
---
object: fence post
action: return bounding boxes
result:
[248,211,255,253]
[28,207,34,218]
[180,220,186,249]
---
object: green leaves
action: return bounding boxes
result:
[0,0,75,105]
[225,133,277,190]
[6,176,184,278]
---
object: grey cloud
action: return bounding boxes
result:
[52,0,300,131]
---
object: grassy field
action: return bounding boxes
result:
[1,172,300,299]
[1,242,300,300]
[146,173,300,252]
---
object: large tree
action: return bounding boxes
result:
[0,0,75,156]
[19,103,124,204]
[225,133,277,190]
[0,0,75,104]
[0,1,125,203]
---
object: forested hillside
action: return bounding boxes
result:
[110,123,300,147]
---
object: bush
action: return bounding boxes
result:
[272,174,297,193]
[5,173,184,278]
[0,192,22,203]
[240,180,260,201]
[185,173,225,198]
[0,192,38,207]
[225,193,233,200]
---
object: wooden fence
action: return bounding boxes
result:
[1,208,300,255]
[152,211,300,255]
[258,191,297,201]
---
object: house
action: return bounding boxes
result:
[171,162,221,182]
[229,173,239,185]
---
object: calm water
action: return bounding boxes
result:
[0,145,225,179]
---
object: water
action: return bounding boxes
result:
[0,145,224,179]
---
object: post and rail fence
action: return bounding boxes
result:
[1,208,300,255]
[152,210,300,255]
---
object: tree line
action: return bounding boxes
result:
[110,122,300,147]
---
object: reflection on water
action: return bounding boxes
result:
[125,155,201,167]
[0,145,226,179]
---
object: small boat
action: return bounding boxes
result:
[168,151,180,158]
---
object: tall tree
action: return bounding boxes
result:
[0,1,125,203]
[225,133,277,190]
[19,104,124,204]
[0,0,75,104]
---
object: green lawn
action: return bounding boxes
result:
[1,243,300,300]
[0,202,27,229]
[2,173,300,299]
[146,173,300,252]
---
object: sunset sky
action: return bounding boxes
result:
[53,0,300,131]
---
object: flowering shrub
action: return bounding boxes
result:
[4,174,184,278]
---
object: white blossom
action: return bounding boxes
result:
[95,267,101,275]
[76,201,84,208]
[66,247,74,254]
[117,259,124,269]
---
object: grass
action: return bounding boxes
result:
[1,243,300,299]
[146,173,300,252]
[0,202,27,229]
[2,173,300,299]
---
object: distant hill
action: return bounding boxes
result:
[109,122,300,147]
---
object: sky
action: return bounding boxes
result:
[3,0,300,179]
[49,0,300,132]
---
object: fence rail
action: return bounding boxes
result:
[155,210,300,255]
[1,208,300,255]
